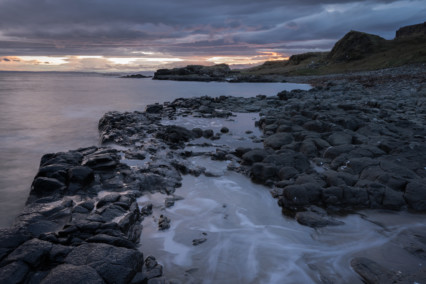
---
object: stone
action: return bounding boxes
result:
[31,177,65,196]
[41,264,105,284]
[68,166,94,185]
[242,149,268,165]
[250,163,278,183]
[327,131,353,146]
[192,238,207,246]
[277,167,299,180]
[202,129,214,138]
[0,261,29,284]
[382,188,406,210]
[5,238,52,268]
[141,203,153,216]
[220,126,229,133]
[65,243,143,284]
[343,186,369,207]
[143,256,163,280]
[405,180,426,210]
[192,128,203,138]
[96,193,121,208]
[156,125,195,144]
[280,183,322,209]
[323,145,355,160]
[86,234,135,249]
[158,215,171,231]
[295,210,344,228]
[351,257,401,284]
[83,154,117,171]
[263,151,310,172]
[145,104,163,114]
[264,133,293,149]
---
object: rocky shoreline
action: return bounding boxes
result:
[1,65,425,283]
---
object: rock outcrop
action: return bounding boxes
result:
[396,22,426,39]
[153,64,232,81]
[327,31,386,62]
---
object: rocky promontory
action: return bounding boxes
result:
[153,64,234,81]
[1,64,425,283]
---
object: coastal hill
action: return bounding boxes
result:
[153,22,426,80]
[245,22,426,76]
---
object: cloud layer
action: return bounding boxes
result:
[0,0,424,71]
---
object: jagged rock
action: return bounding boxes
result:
[65,243,143,284]
[158,215,171,231]
[295,207,344,228]
[0,261,30,284]
[242,149,268,165]
[405,180,426,210]
[41,264,105,284]
[264,133,293,149]
[31,177,66,196]
[351,257,402,284]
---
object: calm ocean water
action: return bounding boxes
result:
[0,72,310,228]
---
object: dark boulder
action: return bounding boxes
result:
[83,154,118,171]
[158,215,171,231]
[96,193,121,209]
[280,183,322,209]
[65,243,143,284]
[41,264,105,284]
[5,238,52,268]
[295,206,344,228]
[0,261,29,284]
[264,133,293,149]
[405,180,426,210]
[250,163,278,183]
[156,125,195,144]
[31,177,66,197]
[242,149,268,165]
[145,104,163,114]
[68,166,94,185]
[351,257,401,284]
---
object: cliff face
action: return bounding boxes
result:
[396,22,426,39]
[327,31,386,62]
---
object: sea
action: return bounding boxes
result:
[0,71,310,228]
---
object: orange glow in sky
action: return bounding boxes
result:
[0,51,288,72]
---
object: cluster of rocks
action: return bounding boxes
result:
[103,71,426,225]
[0,146,175,283]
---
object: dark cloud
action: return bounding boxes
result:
[0,0,424,63]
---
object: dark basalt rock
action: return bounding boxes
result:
[41,264,105,284]
[31,177,66,197]
[146,103,163,114]
[156,125,195,145]
[351,257,402,284]
[158,215,171,231]
[65,243,143,284]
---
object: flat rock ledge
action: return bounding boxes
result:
[1,65,425,283]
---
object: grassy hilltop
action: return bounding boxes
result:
[240,24,426,76]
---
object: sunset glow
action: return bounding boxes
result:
[0,0,423,72]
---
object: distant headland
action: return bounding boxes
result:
[146,22,426,82]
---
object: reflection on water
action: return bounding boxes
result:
[0,71,310,227]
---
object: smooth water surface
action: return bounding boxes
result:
[0,71,310,227]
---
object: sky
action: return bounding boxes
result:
[0,0,424,72]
